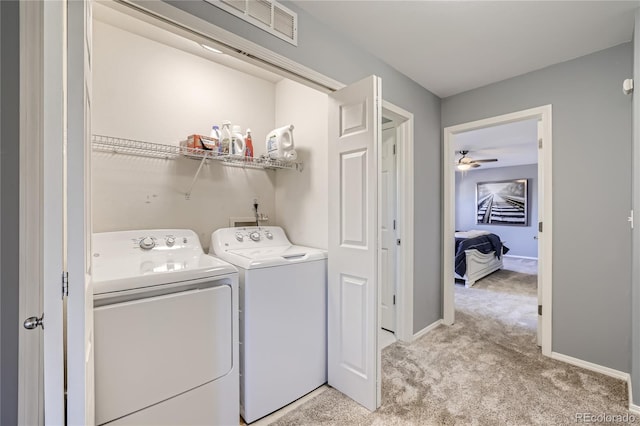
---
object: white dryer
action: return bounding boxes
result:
[92,229,239,426]
[210,226,327,424]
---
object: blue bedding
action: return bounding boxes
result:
[454,233,509,277]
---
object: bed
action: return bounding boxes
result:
[454,230,509,287]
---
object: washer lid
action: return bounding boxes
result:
[217,244,327,269]
[92,229,237,295]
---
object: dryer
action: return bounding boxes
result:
[210,226,327,424]
[92,229,239,426]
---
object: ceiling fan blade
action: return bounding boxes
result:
[471,163,482,168]
[471,158,498,163]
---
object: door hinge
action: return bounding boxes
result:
[393,295,396,305]
[538,138,542,149]
[393,144,396,155]
[628,210,634,229]
[393,219,396,230]
[538,221,543,233]
[62,272,69,298]
[396,239,401,246]
[538,305,542,316]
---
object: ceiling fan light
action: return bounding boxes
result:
[457,163,471,171]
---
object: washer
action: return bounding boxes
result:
[210,226,327,424]
[92,229,239,426]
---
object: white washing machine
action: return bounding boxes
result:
[210,226,327,424]
[92,229,239,426]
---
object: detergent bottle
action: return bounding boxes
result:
[266,125,295,160]
[245,129,254,158]
[231,125,246,157]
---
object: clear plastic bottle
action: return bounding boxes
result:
[206,125,220,151]
[245,129,254,158]
[219,121,231,155]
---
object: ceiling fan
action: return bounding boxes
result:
[456,150,498,170]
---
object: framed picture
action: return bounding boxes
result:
[476,179,528,225]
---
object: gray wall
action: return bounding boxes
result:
[443,43,633,372]
[162,0,443,333]
[632,9,640,406]
[1,0,20,424]
[455,164,538,258]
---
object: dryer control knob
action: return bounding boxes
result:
[139,237,155,250]
[235,232,244,242]
[165,236,176,247]
[249,231,261,242]
[265,231,273,239]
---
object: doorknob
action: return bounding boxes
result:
[23,314,44,330]
[533,236,539,240]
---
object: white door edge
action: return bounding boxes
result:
[442,104,553,357]
[18,1,45,424]
[41,0,67,423]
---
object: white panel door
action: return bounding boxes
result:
[328,75,381,411]
[42,0,66,423]
[380,126,397,332]
[537,120,543,346]
[66,0,95,423]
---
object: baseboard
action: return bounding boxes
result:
[412,319,443,341]
[551,352,629,381]
[552,351,640,413]
[628,376,640,415]
[503,254,538,261]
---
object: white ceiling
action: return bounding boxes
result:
[292,1,639,97]
[453,119,538,170]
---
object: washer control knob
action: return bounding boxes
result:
[249,231,261,242]
[235,232,244,242]
[165,236,176,247]
[265,231,273,239]
[139,237,155,250]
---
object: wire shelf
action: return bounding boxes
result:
[91,134,302,171]
[92,134,181,159]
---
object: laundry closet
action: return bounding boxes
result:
[90,2,332,424]
[91,3,329,251]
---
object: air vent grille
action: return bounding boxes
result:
[274,5,295,39]
[206,0,298,46]
[248,0,272,26]
[220,0,246,13]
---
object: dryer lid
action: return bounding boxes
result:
[92,229,237,295]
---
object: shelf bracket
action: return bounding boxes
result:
[185,155,208,200]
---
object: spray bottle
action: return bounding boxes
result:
[245,129,254,158]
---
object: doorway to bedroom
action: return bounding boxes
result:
[443,106,553,357]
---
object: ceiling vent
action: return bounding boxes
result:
[206,0,298,46]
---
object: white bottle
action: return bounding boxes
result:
[231,125,246,157]
[219,121,232,155]
[266,124,295,160]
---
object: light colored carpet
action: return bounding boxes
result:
[271,267,629,425]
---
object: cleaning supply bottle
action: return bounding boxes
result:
[231,125,246,157]
[219,121,231,155]
[266,124,295,160]
[245,128,254,158]
[206,125,220,152]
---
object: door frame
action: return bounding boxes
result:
[442,105,553,356]
[381,102,414,342]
